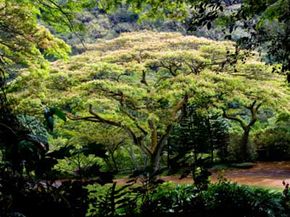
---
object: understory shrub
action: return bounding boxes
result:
[202,182,286,217]
[86,182,138,217]
[255,129,290,161]
[0,176,89,217]
[87,181,290,217]
[254,113,290,161]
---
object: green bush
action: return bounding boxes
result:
[140,182,200,217]
[140,182,287,217]
[255,128,290,161]
[254,113,290,161]
[202,182,286,217]
[86,182,138,217]
[87,181,289,217]
[227,132,257,162]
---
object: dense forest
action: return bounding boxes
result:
[0,0,290,217]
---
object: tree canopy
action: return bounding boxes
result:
[100,0,290,82]
[11,31,290,170]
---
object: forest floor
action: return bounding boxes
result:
[116,162,290,189]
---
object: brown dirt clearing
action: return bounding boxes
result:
[116,162,290,189]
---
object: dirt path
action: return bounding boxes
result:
[210,161,290,189]
[117,162,290,189]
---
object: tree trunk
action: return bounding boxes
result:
[240,128,250,161]
[206,117,214,163]
[110,151,119,172]
[223,100,262,162]
[151,148,162,173]
[150,140,170,173]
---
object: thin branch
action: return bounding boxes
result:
[159,60,182,76]
[141,70,148,86]
[223,100,263,130]
[222,108,247,129]
[119,106,148,136]
[172,94,189,121]
[38,0,87,49]
[154,75,172,87]
[184,60,205,75]
[246,100,263,127]
[68,105,152,156]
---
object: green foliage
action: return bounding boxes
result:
[202,182,286,217]
[10,31,290,172]
[87,182,138,217]
[106,0,290,82]
[168,103,229,188]
[140,182,199,216]
[141,181,288,217]
[170,103,229,160]
[98,0,192,21]
[0,1,111,217]
[1,1,290,216]
[0,0,72,73]
[61,5,186,47]
[87,181,290,217]
[44,107,67,131]
[254,112,290,160]
[51,141,112,180]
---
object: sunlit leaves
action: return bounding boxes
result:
[10,31,290,167]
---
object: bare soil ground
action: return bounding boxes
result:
[116,162,290,189]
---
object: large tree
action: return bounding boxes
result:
[11,32,290,172]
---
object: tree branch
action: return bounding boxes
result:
[222,108,247,129]
[119,106,148,136]
[223,100,262,130]
[141,70,148,86]
[68,105,152,156]
[148,119,158,153]
[38,0,87,49]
